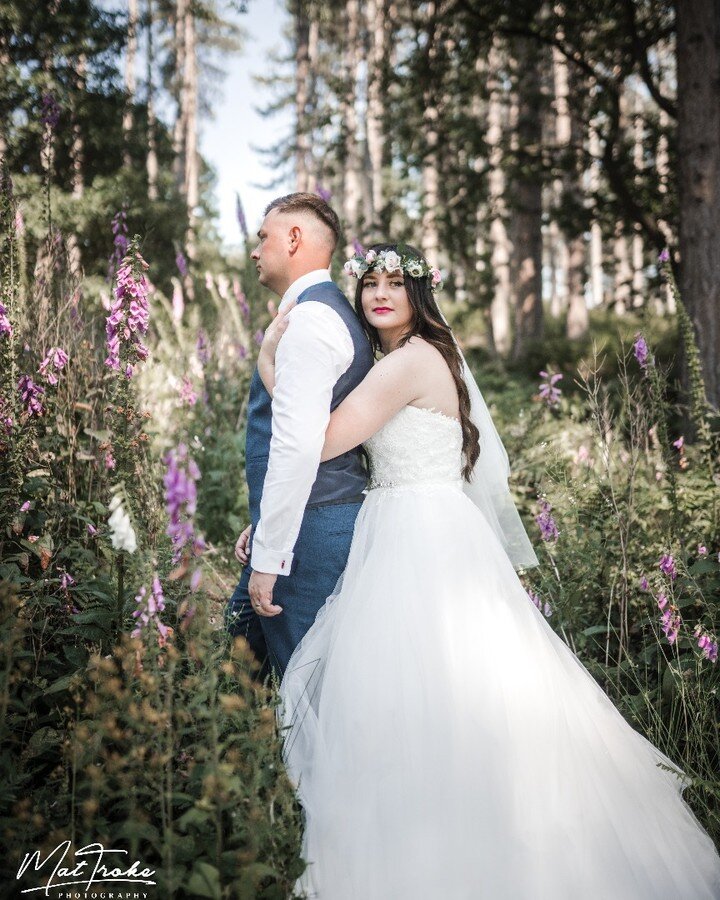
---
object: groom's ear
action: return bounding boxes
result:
[288,224,302,255]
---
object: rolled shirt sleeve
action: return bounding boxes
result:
[250,301,355,575]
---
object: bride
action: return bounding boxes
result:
[256,243,720,899]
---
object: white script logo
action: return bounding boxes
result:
[17,841,156,895]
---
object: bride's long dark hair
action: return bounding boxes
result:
[354,243,480,480]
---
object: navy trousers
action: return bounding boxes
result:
[225,501,362,678]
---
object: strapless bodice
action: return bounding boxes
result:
[364,405,463,489]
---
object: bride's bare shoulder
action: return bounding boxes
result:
[401,336,450,370]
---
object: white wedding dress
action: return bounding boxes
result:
[278,404,720,900]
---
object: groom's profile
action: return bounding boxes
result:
[225,192,374,678]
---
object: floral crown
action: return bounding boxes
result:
[343,245,443,291]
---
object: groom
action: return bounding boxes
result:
[225,193,374,678]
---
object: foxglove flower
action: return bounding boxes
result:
[527,588,552,618]
[176,250,188,278]
[233,279,250,321]
[196,329,210,365]
[633,334,649,370]
[537,370,563,408]
[179,377,198,406]
[108,210,129,279]
[18,375,45,417]
[535,499,559,542]
[660,605,681,645]
[315,184,332,202]
[164,443,202,563]
[697,544,708,557]
[0,301,12,337]
[105,246,150,375]
[59,570,75,591]
[107,493,137,553]
[672,436,684,450]
[658,248,670,264]
[38,346,69,385]
[40,92,60,130]
[658,554,677,580]
[131,574,169,640]
[254,329,264,345]
[695,628,718,663]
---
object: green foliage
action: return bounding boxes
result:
[1,584,304,896]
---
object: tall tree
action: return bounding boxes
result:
[294,1,313,192]
[341,0,362,253]
[146,0,158,200]
[123,0,138,168]
[510,24,545,358]
[676,0,720,408]
[365,0,387,231]
[486,37,513,355]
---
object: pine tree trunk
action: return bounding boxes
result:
[70,55,85,200]
[510,29,544,359]
[420,1,442,266]
[366,0,386,229]
[630,91,644,308]
[552,18,588,340]
[172,0,187,189]
[295,3,311,192]
[676,0,720,407]
[123,0,138,169]
[486,38,512,356]
[588,124,604,308]
[67,54,86,280]
[183,4,199,263]
[613,224,631,316]
[146,0,158,200]
[342,0,362,254]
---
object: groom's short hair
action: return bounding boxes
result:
[264,192,341,252]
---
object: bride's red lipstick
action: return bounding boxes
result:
[372,306,393,314]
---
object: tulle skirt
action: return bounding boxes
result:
[278,482,720,899]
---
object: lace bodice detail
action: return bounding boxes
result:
[365,405,463,489]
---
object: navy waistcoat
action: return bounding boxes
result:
[244,281,374,525]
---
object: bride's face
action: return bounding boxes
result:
[361,269,413,335]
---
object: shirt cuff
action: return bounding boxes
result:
[250,542,294,576]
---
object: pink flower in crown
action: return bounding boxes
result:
[431,268,442,285]
[365,249,378,264]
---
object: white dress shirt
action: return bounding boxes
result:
[250,269,355,576]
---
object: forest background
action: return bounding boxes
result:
[1,1,719,897]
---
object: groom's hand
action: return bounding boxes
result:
[249,570,283,617]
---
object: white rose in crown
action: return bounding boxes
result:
[406,260,424,278]
[365,249,378,263]
[382,250,401,272]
